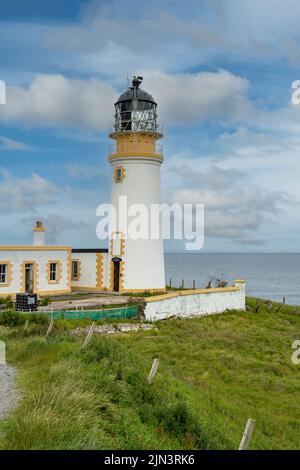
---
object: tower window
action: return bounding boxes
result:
[114,166,125,183]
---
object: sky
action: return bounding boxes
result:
[0,0,300,252]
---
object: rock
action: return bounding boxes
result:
[71,323,154,337]
[0,364,19,421]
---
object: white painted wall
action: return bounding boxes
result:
[33,231,46,246]
[71,252,109,290]
[71,253,97,289]
[109,156,165,290]
[144,281,246,321]
[0,248,70,296]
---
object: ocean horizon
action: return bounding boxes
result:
[165,253,300,306]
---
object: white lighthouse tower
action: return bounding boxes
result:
[108,76,165,293]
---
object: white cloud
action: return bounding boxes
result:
[0,74,117,131]
[0,135,32,151]
[66,163,108,180]
[169,163,294,245]
[138,69,256,126]
[0,69,257,130]
[0,170,60,211]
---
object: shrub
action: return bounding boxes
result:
[0,309,21,326]
[40,296,51,306]
[0,296,14,309]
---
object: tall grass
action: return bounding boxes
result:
[0,298,300,449]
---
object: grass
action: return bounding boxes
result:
[0,298,299,450]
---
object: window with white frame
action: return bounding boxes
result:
[72,260,80,280]
[0,264,8,284]
[49,263,58,282]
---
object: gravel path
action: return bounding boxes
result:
[38,295,130,312]
[0,364,18,421]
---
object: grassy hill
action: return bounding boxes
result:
[0,298,299,450]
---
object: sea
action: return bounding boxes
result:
[165,253,300,306]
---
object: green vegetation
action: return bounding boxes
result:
[0,298,299,450]
[0,296,14,310]
[39,296,51,307]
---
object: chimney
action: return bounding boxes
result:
[33,221,46,246]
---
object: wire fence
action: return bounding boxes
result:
[36,305,138,321]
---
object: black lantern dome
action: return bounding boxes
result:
[114,76,159,133]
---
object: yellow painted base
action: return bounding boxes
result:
[71,286,107,292]
[0,288,72,299]
[120,288,166,294]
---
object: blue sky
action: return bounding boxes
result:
[0,0,300,252]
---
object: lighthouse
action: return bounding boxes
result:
[108,76,165,293]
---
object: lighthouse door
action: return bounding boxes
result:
[112,259,120,292]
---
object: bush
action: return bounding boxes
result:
[0,309,21,326]
[0,296,14,309]
[40,296,51,306]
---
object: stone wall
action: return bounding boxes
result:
[143,280,246,321]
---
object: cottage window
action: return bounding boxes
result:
[72,260,80,280]
[0,264,8,284]
[49,263,58,282]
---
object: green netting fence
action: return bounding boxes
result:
[41,305,138,320]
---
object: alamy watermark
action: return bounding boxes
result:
[0,340,6,365]
[0,80,6,105]
[96,197,204,251]
[291,80,300,105]
[291,340,300,365]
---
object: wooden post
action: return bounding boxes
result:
[24,319,29,332]
[46,318,54,338]
[193,280,195,290]
[148,358,159,384]
[283,297,286,305]
[239,419,255,450]
[182,279,184,289]
[82,322,96,349]
[169,278,172,289]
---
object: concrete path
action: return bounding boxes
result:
[38,295,131,312]
[0,364,18,421]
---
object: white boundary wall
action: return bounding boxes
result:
[144,280,246,321]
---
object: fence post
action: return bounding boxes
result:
[193,280,195,290]
[182,279,184,289]
[24,319,29,332]
[283,297,286,305]
[148,358,160,384]
[169,278,172,289]
[82,322,96,349]
[46,318,54,338]
[239,419,255,450]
